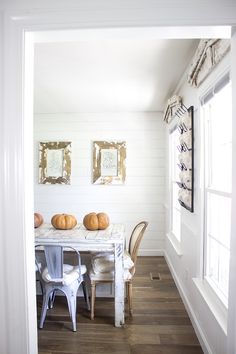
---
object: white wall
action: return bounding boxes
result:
[165,54,231,354]
[34,111,166,255]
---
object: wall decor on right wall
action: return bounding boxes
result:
[176,106,194,212]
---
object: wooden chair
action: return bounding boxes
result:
[89,221,148,320]
[35,245,90,331]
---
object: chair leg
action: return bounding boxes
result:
[127,282,133,316]
[65,288,78,332]
[48,291,56,309]
[90,281,96,320]
[125,282,129,302]
[37,279,43,295]
[39,288,51,329]
[82,280,90,311]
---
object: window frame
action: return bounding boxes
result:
[201,74,232,308]
[169,123,181,244]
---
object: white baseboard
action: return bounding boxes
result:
[164,250,213,354]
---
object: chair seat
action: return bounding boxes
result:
[42,264,87,286]
[90,250,134,281]
[90,268,132,281]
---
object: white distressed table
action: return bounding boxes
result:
[35,223,125,327]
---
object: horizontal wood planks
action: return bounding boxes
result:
[37,256,203,354]
[34,112,166,256]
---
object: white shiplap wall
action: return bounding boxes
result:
[34,111,166,255]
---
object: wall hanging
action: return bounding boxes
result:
[163,95,182,123]
[39,141,71,184]
[188,39,230,87]
[93,141,126,185]
[176,106,194,212]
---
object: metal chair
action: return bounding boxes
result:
[35,245,90,331]
[89,221,148,319]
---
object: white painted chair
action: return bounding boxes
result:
[89,221,148,320]
[35,245,90,332]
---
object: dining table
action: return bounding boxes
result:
[35,222,125,327]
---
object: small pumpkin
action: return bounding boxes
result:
[83,212,110,231]
[34,212,44,228]
[51,213,77,230]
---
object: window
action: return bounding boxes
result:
[202,76,232,306]
[170,127,181,242]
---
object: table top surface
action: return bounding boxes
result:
[35,223,125,246]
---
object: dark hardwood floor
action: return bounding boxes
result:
[37,256,203,354]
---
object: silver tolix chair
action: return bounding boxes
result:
[35,245,90,332]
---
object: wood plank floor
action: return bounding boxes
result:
[37,256,203,354]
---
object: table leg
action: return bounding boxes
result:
[114,243,125,327]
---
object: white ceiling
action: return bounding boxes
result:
[34,36,199,113]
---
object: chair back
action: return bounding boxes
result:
[35,245,82,283]
[44,245,64,281]
[128,221,148,276]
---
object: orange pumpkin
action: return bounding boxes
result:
[51,214,77,230]
[83,212,110,231]
[34,212,44,228]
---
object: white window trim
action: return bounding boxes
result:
[168,119,182,253]
[193,54,231,334]
[193,277,227,335]
[204,185,231,290]
[202,80,231,307]
[170,182,181,241]
[166,232,182,257]
[205,187,231,198]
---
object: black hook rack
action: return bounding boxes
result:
[175,106,194,213]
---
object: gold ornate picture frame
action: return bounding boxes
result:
[93,141,126,185]
[39,141,71,184]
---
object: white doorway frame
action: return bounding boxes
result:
[1,9,236,354]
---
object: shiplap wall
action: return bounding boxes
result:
[34,111,166,255]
